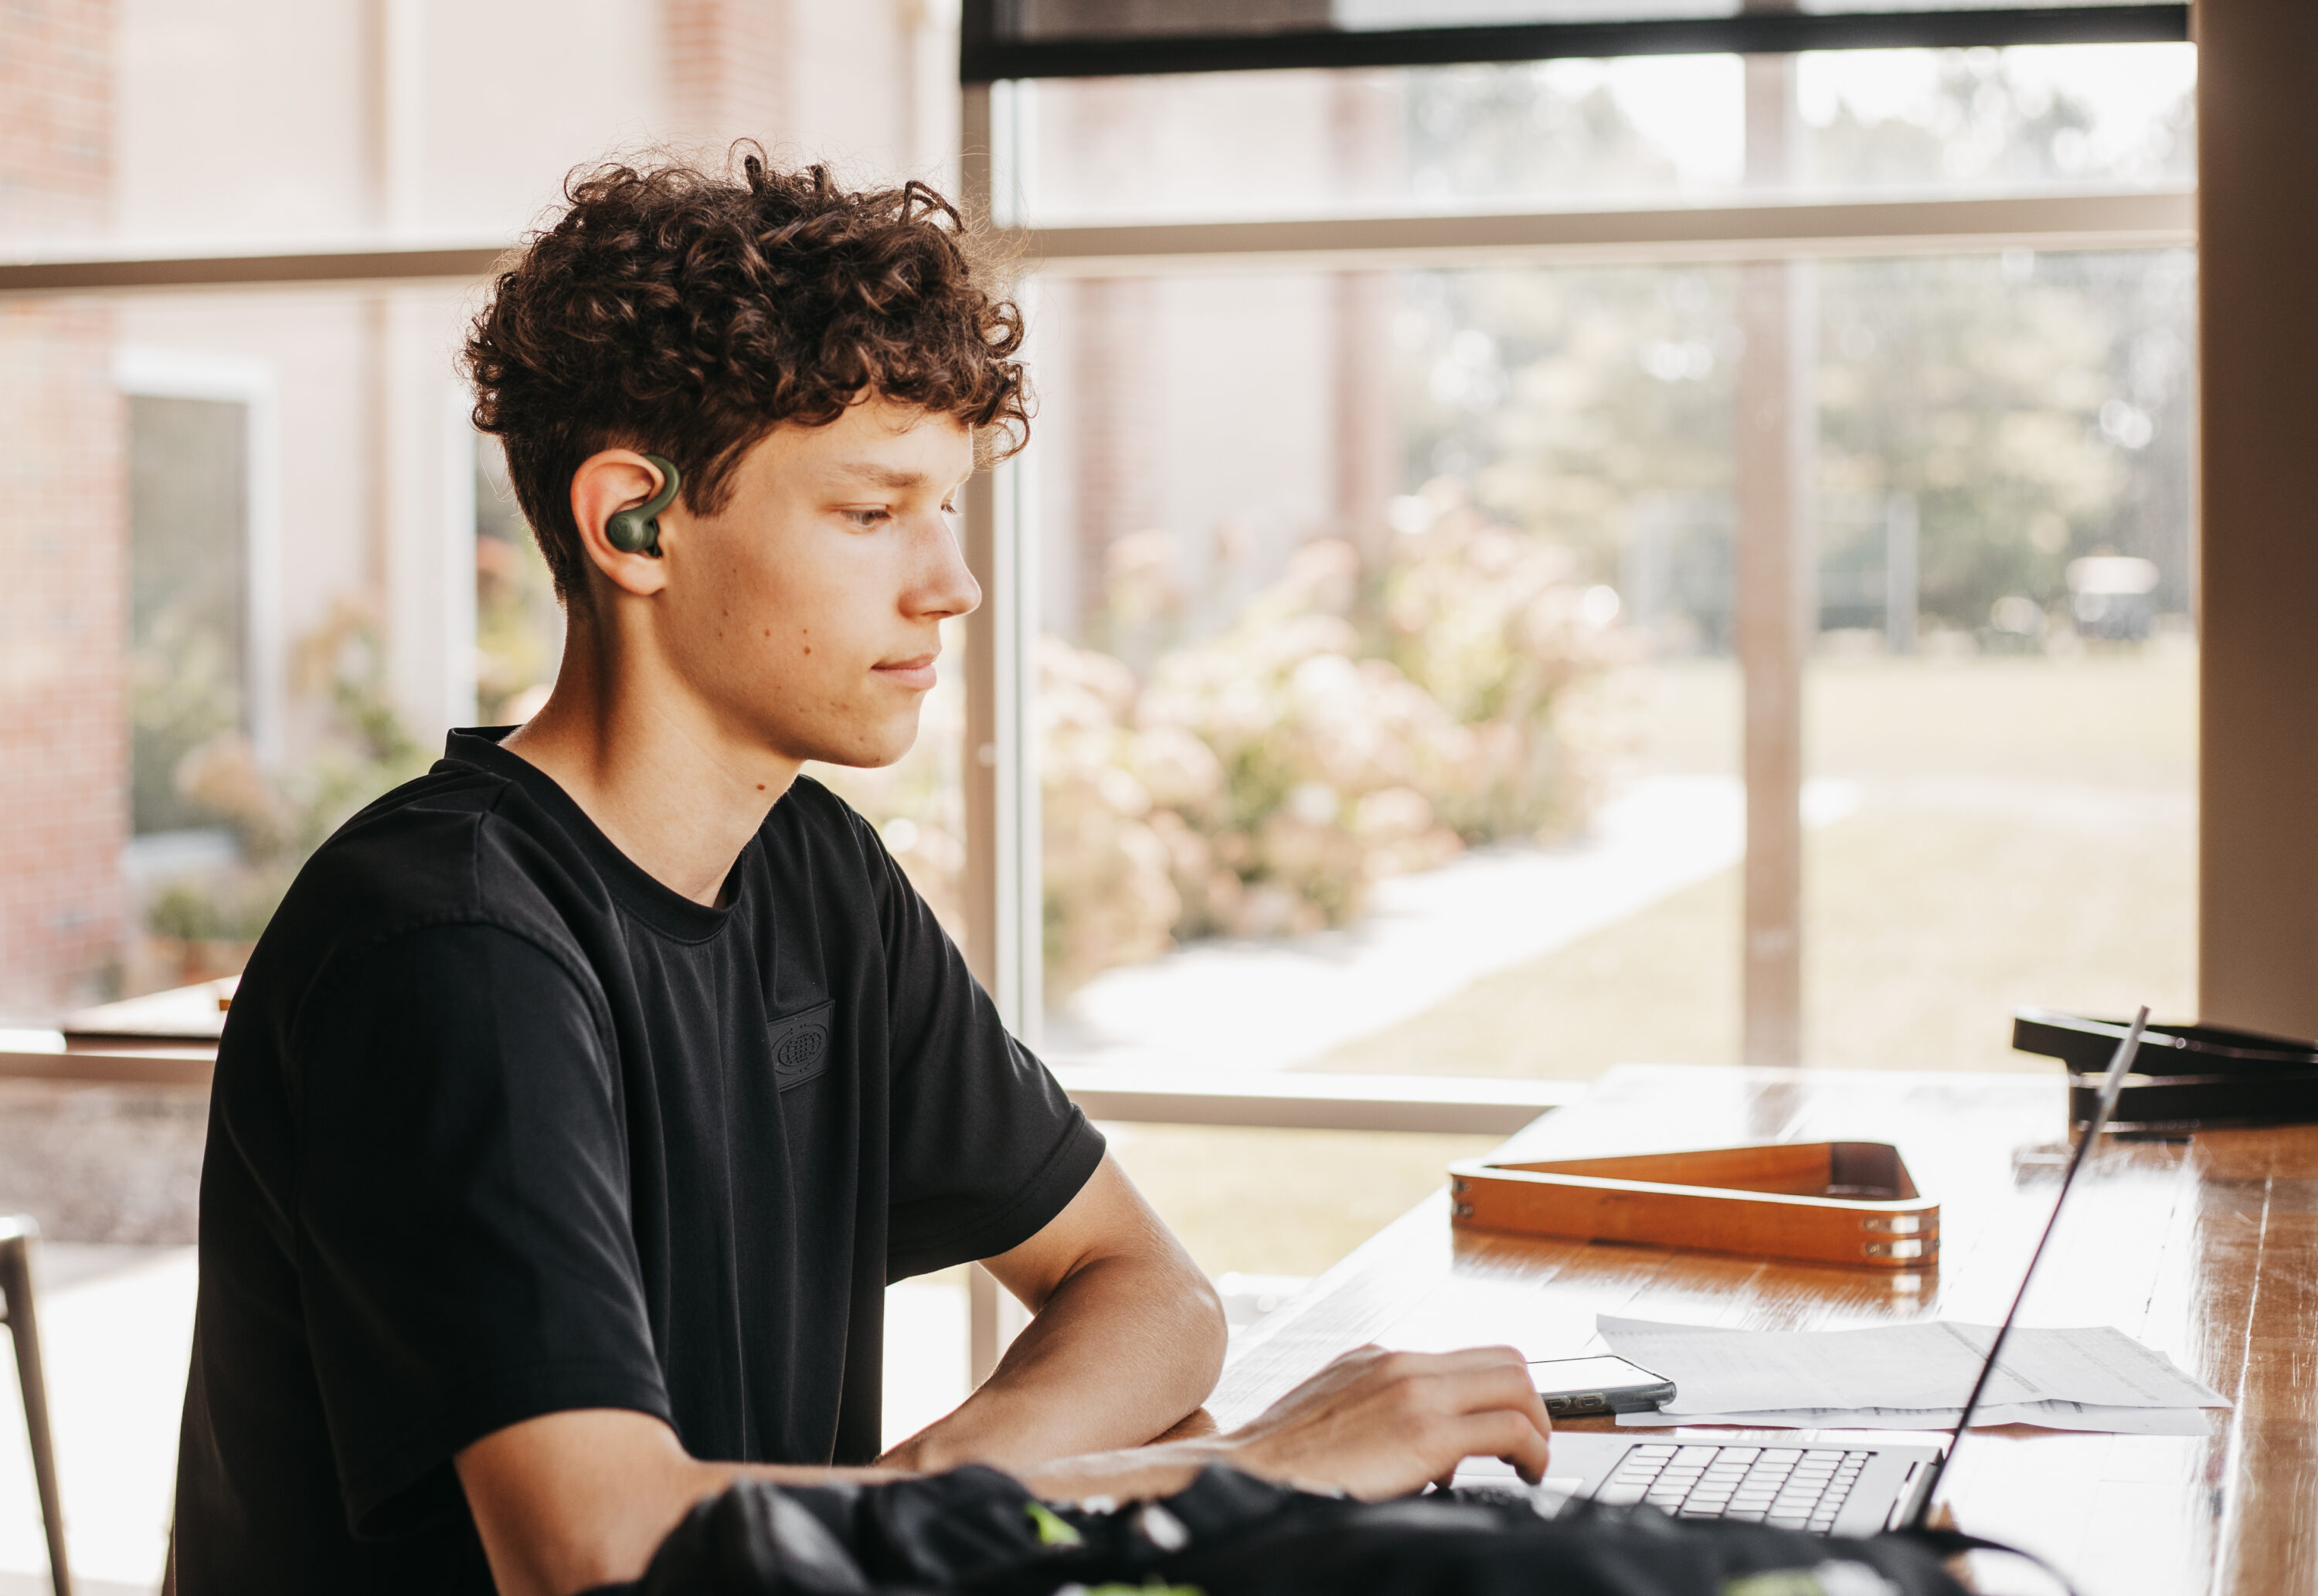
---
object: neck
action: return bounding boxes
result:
[502,609,800,907]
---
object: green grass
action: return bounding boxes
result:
[1637,645,2196,790]
[1300,791,2191,1080]
[1300,647,2196,1082]
[1096,1124,1501,1279]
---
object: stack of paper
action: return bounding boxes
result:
[1597,1316,2229,1436]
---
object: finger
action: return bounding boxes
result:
[1406,1345,1532,1375]
[1495,1363,1556,1444]
[1429,1363,1557,1433]
[1446,1411,1554,1486]
[1499,1453,1545,1486]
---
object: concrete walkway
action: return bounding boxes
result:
[1039,773,1858,1073]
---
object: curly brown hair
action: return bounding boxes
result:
[464,151,1030,604]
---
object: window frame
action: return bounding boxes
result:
[0,14,2202,1049]
[113,346,284,771]
[960,2,2190,82]
[950,44,2196,1037]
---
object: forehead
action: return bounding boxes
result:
[752,399,974,489]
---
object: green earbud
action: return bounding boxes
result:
[605,455,682,555]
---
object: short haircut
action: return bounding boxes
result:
[464,151,1030,604]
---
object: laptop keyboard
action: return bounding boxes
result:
[1595,1444,1869,1533]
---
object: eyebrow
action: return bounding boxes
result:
[827,460,934,490]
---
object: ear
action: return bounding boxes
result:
[570,450,679,597]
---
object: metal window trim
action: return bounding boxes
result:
[960,3,2191,83]
[1049,1068,1585,1135]
[958,83,1045,1041]
[1011,188,2195,274]
[0,244,511,297]
[0,189,2196,301]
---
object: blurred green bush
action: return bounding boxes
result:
[823,488,1625,995]
[142,602,433,948]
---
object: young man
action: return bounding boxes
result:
[174,157,1552,1596]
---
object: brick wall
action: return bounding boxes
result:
[0,1,124,1015]
[1066,277,1164,633]
[0,0,110,239]
[664,0,793,159]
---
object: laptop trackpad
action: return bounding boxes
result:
[1449,1455,1589,1513]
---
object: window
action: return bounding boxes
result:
[1017,250,2194,1030]
[959,12,2198,1282]
[127,394,250,839]
[0,2,958,1014]
[995,42,2193,225]
[0,0,2204,1367]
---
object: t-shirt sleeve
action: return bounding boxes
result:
[291,922,669,1539]
[858,812,1106,1280]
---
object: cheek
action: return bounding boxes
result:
[741,597,865,694]
[673,559,800,686]
[676,530,892,699]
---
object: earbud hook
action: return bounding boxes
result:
[605,454,682,556]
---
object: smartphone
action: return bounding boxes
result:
[1528,1356,1676,1418]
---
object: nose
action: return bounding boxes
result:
[905,504,982,623]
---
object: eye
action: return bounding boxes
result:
[840,507,891,531]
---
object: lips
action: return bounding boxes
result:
[873,654,939,691]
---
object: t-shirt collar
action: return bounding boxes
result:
[440,727,749,942]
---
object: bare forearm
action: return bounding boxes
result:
[461,1413,911,1596]
[467,1344,1554,1594]
[889,1252,1225,1474]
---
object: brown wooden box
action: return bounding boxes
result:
[1447,1141,1939,1270]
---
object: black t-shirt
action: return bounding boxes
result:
[174,729,1104,1594]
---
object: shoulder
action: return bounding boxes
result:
[243,762,610,1029]
[295,764,506,915]
[295,761,599,931]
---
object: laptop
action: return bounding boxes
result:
[1453,1008,2153,1537]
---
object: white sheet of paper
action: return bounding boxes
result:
[1614,1401,2213,1436]
[1596,1316,2226,1417]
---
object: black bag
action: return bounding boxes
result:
[596,1462,2057,1596]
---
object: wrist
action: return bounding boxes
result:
[1209,1431,1339,1498]
[1016,1438,1224,1506]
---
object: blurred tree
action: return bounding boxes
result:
[1395,49,2198,642]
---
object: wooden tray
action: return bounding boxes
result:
[1447,1141,1939,1269]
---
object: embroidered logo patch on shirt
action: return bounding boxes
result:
[768,1001,836,1090]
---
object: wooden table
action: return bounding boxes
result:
[1210,1065,2318,1596]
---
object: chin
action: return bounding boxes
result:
[793,717,920,771]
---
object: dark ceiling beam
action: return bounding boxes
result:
[960,5,2190,81]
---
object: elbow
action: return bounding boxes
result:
[1181,1264,1229,1391]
